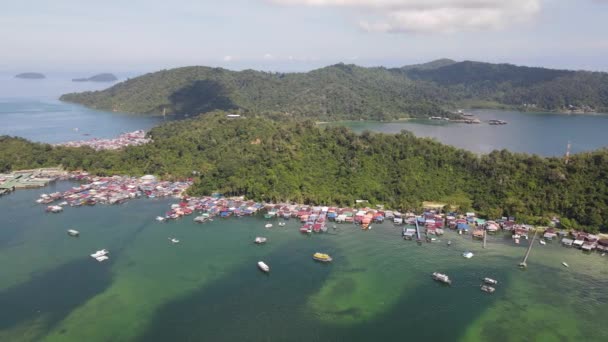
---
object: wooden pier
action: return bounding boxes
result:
[415,219,422,241]
[519,231,537,268]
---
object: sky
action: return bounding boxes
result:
[1,0,607,73]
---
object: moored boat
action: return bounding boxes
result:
[278,222,286,227]
[90,249,109,262]
[258,261,270,273]
[265,223,273,228]
[156,216,166,222]
[312,252,333,262]
[462,251,474,259]
[562,262,569,267]
[539,239,546,245]
[481,285,496,293]
[67,229,80,237]
[432,272,452,285]
[483,277,498,285]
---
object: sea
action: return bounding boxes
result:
[0,75,607,341]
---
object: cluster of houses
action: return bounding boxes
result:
[36,173,192,210]
[560,230,608,253]
[54,130,151,150]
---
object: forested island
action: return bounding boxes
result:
[15,72,46,79]
[72,73,118,82]
[1,112,607,232]
[60,60,608,120]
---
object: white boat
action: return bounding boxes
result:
[258,261,270,273]
[480,285,496,293]
[462,251,474,259]
[90,249,109,259]
[432,272,452,285]
[35,198,44,203]
[59,201,68,206]
[67,229,80,237]
[156,216,166,222]
[46,205,63,213]
[168,238,180,244]
[515,238,520,244]
[194,215,208,223]
[95,255,109,262]
[562,262,569,267]
[254,237,267,244]
[539,239,546,245]
[265,224,273,228]
[483,277,498,285]
[278,222,286,227]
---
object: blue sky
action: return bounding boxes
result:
[1,0,607,72]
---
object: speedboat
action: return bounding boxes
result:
[432,272,452,285]
[254,237,267,244]
[156,216,166,222]
[90,249,109,260]
[168,238,180,244]
[258,261,270,273]
[265,224,273,228]
[483,277,498,285]
[539,239,546,245]
[562,262,569,267]
[480,285,496,293]
[312,252,333,262]
[462,251,474,259]
[67,229,80,237]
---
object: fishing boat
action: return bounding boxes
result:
[462,251,474,259]
[168,237,180,244]
[312,252,333,263]
[258,261,270,273]
[432,272,452,285]
[539,239,546,245]
[46,205,63,213]
[254,237,267,244]
[483,277,498,285]
[67,229,80,237]
[156,216,166,222]
[562,262,569,267]
[480,285,496,293]
[265,223,273,228]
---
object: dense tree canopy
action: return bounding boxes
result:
[61,60,608,121]
[2,113,607,232]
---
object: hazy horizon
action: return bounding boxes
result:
[2,0,607,73]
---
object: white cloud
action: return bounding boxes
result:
[263,53,275,60]
[269,0,541,33]
[223,55,233,62]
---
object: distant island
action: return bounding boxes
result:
[60,59,608,120]
[15,72,46,79]
[72,73,118,82]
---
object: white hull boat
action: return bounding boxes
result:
[258,261,270,273]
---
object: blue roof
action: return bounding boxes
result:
[457,223,470,230]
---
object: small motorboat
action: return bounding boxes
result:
[265,224,273,228]
[58,201,68,206]
[432,272,452,285]
[562,262,569,267]
[254,237,267,244]
[447,240,452,246]
[168,238,180,244]
[258,261,270,273]
[156,216,166,222]
[90,249,109,262]
[483,277,498,285]
[46,205,63,213]
[67,229,80,237]
[278,222,286,227]
[462,251,474,259]
[312,252,333,263]
[480,285,496,293]
[539,239,546,245]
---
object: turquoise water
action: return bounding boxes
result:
[1,184,607,341]
[330,109,608,156]
[0,74,163,143]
